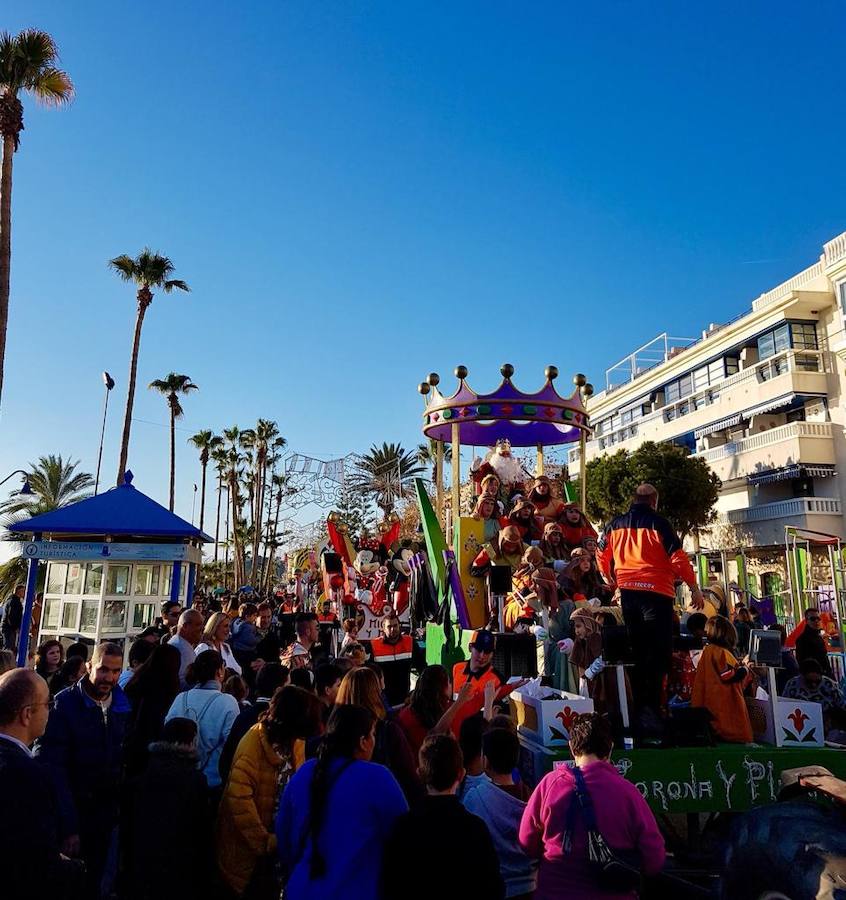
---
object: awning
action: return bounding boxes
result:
[695,414,742,439]
[748,463,836,486]
[741,393,795,419]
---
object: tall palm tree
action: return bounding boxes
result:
[241,420,285,585]
[211,445,229,562]
[148,373,199,511]
[110,249,190,485]
[0,31,74,409]
[0,454,93,518]
[351,442,426,517]
[416,440,452,479]
[188,430,222,533]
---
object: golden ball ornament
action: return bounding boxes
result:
[418,382,431,395]
[500,363,514,379]
[573,373,587,387]
[455,365,468,379]
[545,365,558,381]
[426,372,440,386]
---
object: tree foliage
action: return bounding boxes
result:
[0,454,93,518]
[579,441,721,538]
[334,481,375,539]
[350,442,425,516]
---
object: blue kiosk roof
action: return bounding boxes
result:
[10,476,211,542]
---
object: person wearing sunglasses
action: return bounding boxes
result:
[796,607,834,678]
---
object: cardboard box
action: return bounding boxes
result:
[511,686,594,747]
[747,696,825,748]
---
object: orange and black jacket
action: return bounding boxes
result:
[597,503,696,599]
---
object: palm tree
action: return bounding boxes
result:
[110,249,190,485]
[416,440,452,479]
[0,454,93,518]
[241,420,285,585]
[350,442,426,517]
[0,31,74,409]
[211,445,229,562]
[148,373,199,511]
[188,430,222,533]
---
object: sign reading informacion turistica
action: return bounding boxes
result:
[22,541,202,564]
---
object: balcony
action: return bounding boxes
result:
[583,348,829,465]
[693,421,835,483]
[713,497,843,546]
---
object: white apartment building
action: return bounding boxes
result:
[571,232,846,571]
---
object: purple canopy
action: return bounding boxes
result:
[420,365,590,447]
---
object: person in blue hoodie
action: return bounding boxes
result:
[276,704,407,900]
[35,640,131,899]
[462,727,537,899]
[230,602,262,676]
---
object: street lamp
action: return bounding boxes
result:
[94,371,116,496]
[0,470,33,495]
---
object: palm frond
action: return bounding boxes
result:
[108,255,138,281]
[162,279,190,293]
[29,66,74,106]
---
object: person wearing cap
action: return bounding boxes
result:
[451,632,515,738]
[528,475,566,525]
[370,614,414,706]
[597,483,704,728]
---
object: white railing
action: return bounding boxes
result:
[717,496,842,525]
[824,232,846,267]
[588,349,828,455]
[694,421,833,463]
[752,262,825,311]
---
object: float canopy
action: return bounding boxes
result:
[419,364,593,448]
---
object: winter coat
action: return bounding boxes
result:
[34,679,132,837]
[165,681,240,788]
[217,724,305,895]
[121,741,211,900]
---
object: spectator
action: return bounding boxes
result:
[597,484,704,730]
[340,617,359,650]
[0,668,78,897]
[218,663,289,783]
[519,713,665,899]
[370,614,414,706]
[223,672,250,706]
[397,664,475,758]
[123,643,182,777]
[276,705,407,900]
[118,639,154,689]
[733,606,753,656]
[340,641,367,668]
[0,649,14,675]
[769,623,800,693]
[49,655,87,696]
[121,717,211,900]
[0,584,24,653]
[218,686,323,897]
[784,658,846,739]
[153,599,182,639]
[165,648,240,794]
[691,615,753,743]
[314,663,343,723]
[196,611,242,674]
[458,713,490,799]
[290,665,315,691]
[462,728,536,898]
[796,608,833,678]
[34,639,64,695]
[137,626,162,645]
[335,667,423,805]
[384,733,505,899]
[230,603,262,674]
[168,608,204,689]
[65,641,90,663]
[34,641,130,898]
[294,611,322,665]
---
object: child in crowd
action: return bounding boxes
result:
[691,615,753,743]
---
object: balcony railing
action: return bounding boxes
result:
[693,421,833,464]
[716,496,842,525]
[751,262,825,311]
[824,232,846,267]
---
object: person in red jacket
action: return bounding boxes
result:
[557,504,597,554]
[597,483,704,727]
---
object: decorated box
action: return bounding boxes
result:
[511,685,593,747]
[748,696,825,748]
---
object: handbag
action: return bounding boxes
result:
[564,766,642,893]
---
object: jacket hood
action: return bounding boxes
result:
[148,740,199,762]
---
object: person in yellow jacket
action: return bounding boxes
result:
[216,686,324,896]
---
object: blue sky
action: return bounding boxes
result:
[3,1,846,531]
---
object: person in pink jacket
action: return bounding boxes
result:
[518,713,665,899]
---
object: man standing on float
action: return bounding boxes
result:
[598,483,704,732]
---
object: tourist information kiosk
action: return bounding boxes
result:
[9,472,210,665]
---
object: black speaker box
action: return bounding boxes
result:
[491,632,537,679]
[489,565,513,595]
[322,552,344,574]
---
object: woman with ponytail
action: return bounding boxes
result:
[275,704,408,899]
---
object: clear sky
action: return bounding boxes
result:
[3,1,846,532]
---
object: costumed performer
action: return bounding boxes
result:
[528,475,566,524]
[691,615,753,743]
[471,438,528,504]
[538,522,568,571]
[558,549,612,606]
[479,474,505,515]
[557,503,597,554]
[472,495,501,543]
[500,499,544,544]
[470,525,527,578]
[504,546,558,632]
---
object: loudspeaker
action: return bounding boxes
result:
[322,552,344,574]
[489,565,513,595]
[602,625,633,664]
[492,632,537,679]
[750,629,782,667]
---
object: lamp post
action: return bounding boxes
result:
[0,470,33,493]
[94,372,115,496]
